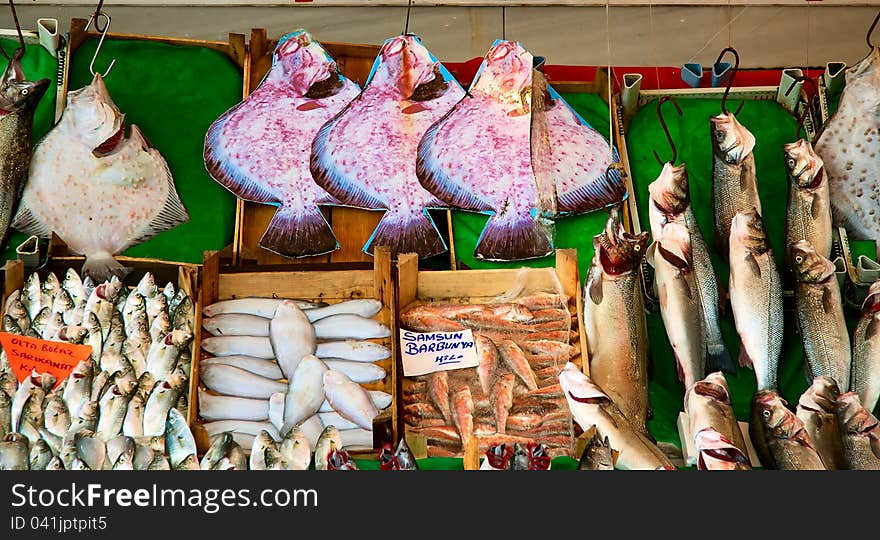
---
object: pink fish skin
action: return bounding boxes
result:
[452,385,474,443]
[475,334,498,396]
[492,373,515,434]
[498,340,538,391]
[311,35,465,259]
[204,30,360,258]
[417,40,551,262]
[426,371,452,423]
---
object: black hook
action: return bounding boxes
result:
[653,96,682,165]
[0,0,26,61]
[868,10,880,49]
[784,74,818,141]
[92,0,108,33]
[402,0,413,35]
[715,46,744,116]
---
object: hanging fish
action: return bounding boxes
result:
[14,74,189,280]
[0,48,49,248]
[311,34,466,259]
[815,47,880,257]
[205,30,360,258]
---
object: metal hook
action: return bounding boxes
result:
[653,96,682,165]
[85,12,116,78]
[868,10,880,49]
[714,46,744,116]
[0,0,26,61]
[784,74,818,141]
[402,0,413,35]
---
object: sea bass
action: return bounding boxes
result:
[836,391,880,470]
[796,376,845,470]
[584,208,651,435]
[853,280,880,413]
[685,372,747,459]
[750,390,825,470]
[646,221,706,389]
[729,210,783,390]
[0,49,49,248]
[815,48,880,255]
[14,74,188,280]
[784,138,831,260]
[711,111,760,256]
[648,161,733,373]
[311,34,465,258]
[205,30,360,257]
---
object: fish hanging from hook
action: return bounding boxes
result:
[85,11,116,78]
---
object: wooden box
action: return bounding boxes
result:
[193,245,397,457]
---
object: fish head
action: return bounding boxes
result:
[648,162,690,216]
[687,372,731,408]
[558,362,611,406]
[593,213,649,277]
[846,47,880,88]
[475,40,532,106]
[694,428,750,470]
[710,112,755,164]
[752,390,801,438]
[0,77,49,115]
[861,280,880,315]
[273,30,343,98]
[789,240,835,284]
[730,209,770,255]
[373,35,445,101]
[797,376,840,414]
[654,221,692,271]
[783,139,824,190]
[68,73,126,155]
[836,392,879,435]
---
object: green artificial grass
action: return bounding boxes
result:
[627,97,865,448]
[450,92,615,279]
[59,38,242,264]
[0,40,58,262]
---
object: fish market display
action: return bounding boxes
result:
[559,363,673,470]
[728,210,783,391]
[790,240,851,389]
[378,438,418,470]
[0,48,49,248]
[646,221,706,389]
[750,390,825,470]
[784,138,831,260]
[835,391,880,470]
[815,48,880,255]
[684,372,748,469]
[418,40,625,261]
[14,75,189,280]
[711,111,760,256]
[796,376,845,470]
[205,30,360,258]
[584,209,650,435]
[648,162,733,374]
[310,34,465,259]
[400,292,577,458]
[479,442,552,470]
[0,269,197,471]
[852,280,880,413]
[199,297,392,452]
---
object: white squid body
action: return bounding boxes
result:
[13,73,188,279]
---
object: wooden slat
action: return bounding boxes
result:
[218,269,375,300]
[1,260,25,317]
[416,267,564,301]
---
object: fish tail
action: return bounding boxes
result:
[706,339,736,374]
[259,203,339,258]
[82,253,130,282]
[474,211,553,261]
[556,166,628,213]
[364,209,447,259]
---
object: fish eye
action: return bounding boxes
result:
[20,88,28,95]
[787,158,796,167]
[762,409,771,419]
[633,245,641,252]
[715,131,724,141]
[795,255,804,264]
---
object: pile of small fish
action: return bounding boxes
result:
[0,270,195,470]
[400,292,578,458]
[199,297,392,452]
[479,441,552,470]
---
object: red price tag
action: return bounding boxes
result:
[0,332,93,388]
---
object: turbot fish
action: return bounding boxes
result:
[205,30,360,257]
[711,111,760,256]
[14,74,188,279]
[311,34,465,258]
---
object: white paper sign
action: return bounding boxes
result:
[400,329,479,377]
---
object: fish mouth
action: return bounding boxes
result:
[694,381,730,404]
[861,281,880,313]
[567,390,611,406]
[92,123,125,158]
[303,67,345,100]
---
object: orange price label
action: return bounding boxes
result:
[0,332,93,388]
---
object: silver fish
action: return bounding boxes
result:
[796,376,845,470]
[853,280,880,413]
[200,356,282,380]
[200,364,286,399]
[314,425,343,471]
[29,439,53,470]
[62,268,86,306]
[750,390,824,470]
[74,429,106,471]
[250,430,280,471]
[314,340,391,362]
[4,290,30,331]
[84,312,103,363]
[280,426,311,471]
[203,297,326,318]
[784,138,831,261]
[711,111,760,256]
[145,329,192,381]
[147,294,168,329]
[303,299,383,323]
[836,391,880,470]
[270,300,317,379]
[44,392,71,438]
[97,384,131,441]
[0,433,29,470]
[122,290,146,330]
[0,390,10,438]
[166,408,199,470]
[143,371,187,437]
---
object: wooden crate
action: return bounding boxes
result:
[193,245,397,457]
[396,248,588,467]
[1,255,201,427]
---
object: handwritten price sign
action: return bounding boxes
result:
[399,329,479,377]
[0,332,92,388]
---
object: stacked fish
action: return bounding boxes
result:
[0,270,196,470]
[198,297,392,453]
[400,293,578,458]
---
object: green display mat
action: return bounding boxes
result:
[50,38,242,264]
[627,97,863,448]
[0,40,58,262]
[353,456,578,470]
[450,92,614,279]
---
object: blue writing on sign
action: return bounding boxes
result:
[435,354,463,366]
[404,340,475,356]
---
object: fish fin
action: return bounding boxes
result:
[415,119,494,212]
[129,148,189,246]
[309,115,390,211]
[737,344,753,368]
[645,242,657,267]
[706,341,736,374]
[11,207,53,238]
[744,253,762,278]
[821,287,834,314]
[203,112,279,204]
[556,166,628,213]
[586,264,603,305]
[364,209,447,259]
[474,211,553,261]
[674,356,685,383]
[259,204,339,258]
[81,254,130,282]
